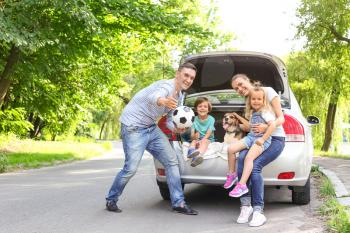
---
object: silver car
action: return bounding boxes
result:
[154,51,319,205]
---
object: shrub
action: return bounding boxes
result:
[0,108,33,135]
[0,153,8,173]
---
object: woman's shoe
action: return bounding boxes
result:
[249,211,266,227]
[237,206,253,223]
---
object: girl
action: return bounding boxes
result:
[187,97,215,167]
[224,85,276,198]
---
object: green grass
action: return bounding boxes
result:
[314,170,350,232]
[0,135,112,173]
[315,150,350,159]
[319,199,350,233]
[319,177,336,198]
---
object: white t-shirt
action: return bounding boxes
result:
[263,87,286,137]
[261,111,275,123]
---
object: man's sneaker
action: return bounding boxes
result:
[173,204,198,215]
[237,206,253,224]
[106,200,122,213]
[229,183,249,197]
[249,211,266,227]
[188,149,200,158]
[190,156,203,167]
[223,173,238,189]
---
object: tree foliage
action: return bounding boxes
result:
[0,108,33,135]
[295,0,350,151]
[0,0,232,139]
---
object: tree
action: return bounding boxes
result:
[296,0,350,151]
[1,0,232,139]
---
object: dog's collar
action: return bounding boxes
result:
[226,129,238,134]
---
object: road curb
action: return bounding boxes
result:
[317,165,350,207]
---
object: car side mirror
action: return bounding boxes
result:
[307,116,319,125]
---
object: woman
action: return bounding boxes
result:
[230,74,286,227]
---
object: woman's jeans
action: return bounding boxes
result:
[238,136,285,212]
[106,124,184,207]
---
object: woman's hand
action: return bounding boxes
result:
[251,123,268,134]
[232,112,240,119]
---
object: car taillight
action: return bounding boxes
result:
[278,172,295,179]
[282,114,305,142]
[158,116,177,141]
[157,168,166,176]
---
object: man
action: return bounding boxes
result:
[105,63,198,215]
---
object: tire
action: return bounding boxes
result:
[292,175,311,205]
[157,180,185,201]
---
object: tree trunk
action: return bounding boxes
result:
[1,90,11,111]
[30,116,42,138]
[99,115,110,140]
[99,120,106,140]
[35,121,45,138]
[0,45,20,104]
[321,90,339,151]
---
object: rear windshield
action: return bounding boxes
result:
[184,90,245,107]
[184,90,289,108]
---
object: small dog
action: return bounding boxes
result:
[222,113,244,144]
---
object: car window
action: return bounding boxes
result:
[184,90,246,107]
[184,90,289,109]
[280,96,289,108]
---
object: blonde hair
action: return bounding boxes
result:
[245,85,271,119]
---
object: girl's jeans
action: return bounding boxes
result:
[238,136,285,212]
[106,124,184,207]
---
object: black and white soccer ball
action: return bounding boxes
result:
[172,106,195,129]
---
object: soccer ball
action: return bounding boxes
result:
[172,106,195,129]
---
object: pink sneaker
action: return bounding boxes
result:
[223,173,238,189]
[229,183,249,197]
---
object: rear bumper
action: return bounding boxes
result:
[154,141,312,187]
[156,175,309,186]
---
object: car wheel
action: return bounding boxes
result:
[292,175,310,205]
[157,180,185,201]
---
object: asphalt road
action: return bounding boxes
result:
[0,142,325,233]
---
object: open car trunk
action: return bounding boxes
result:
[183,52,291,109]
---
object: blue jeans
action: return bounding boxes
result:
[106,124,185,207]
[238,136,285,212]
